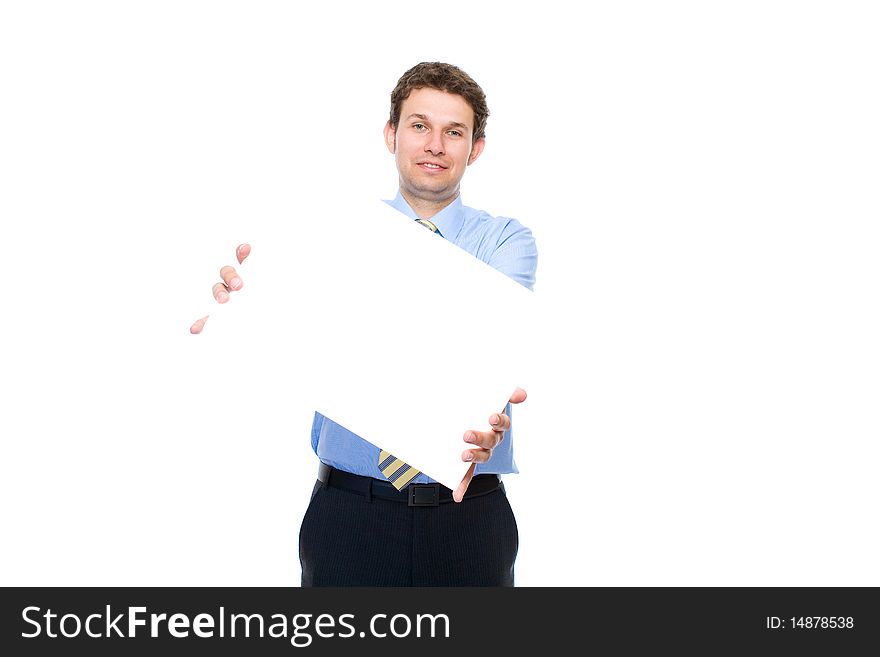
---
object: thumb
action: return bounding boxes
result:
[236,243,251,265]
[453,463,476,503]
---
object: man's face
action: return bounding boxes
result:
[384,87,485,208]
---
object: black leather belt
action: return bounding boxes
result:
[317,462,502,506]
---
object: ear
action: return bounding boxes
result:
[383,121,397,154]
[467,137,486,165]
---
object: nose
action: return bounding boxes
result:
[424,132,445,156]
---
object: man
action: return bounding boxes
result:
[191,63,537,585]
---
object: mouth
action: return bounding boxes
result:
[417,161,448,171]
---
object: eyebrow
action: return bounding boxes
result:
[406,113,471,132]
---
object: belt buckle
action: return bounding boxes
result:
[408,483,440,507]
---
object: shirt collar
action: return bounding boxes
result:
[386,192,465,242]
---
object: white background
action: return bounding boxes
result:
[1,1,878,586]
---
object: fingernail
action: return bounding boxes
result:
[229,277,242,290]
[490,414,500,425]
[464,432,476,443]
[217,291,229,303]
[463,452,474,462]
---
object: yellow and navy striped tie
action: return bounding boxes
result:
[378,450,421,490]
[415,217,439,233]
[376,216,440,489]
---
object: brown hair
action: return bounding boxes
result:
[389,62,489,142]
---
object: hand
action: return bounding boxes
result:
[453,387,527,503]
[189,244,251,334]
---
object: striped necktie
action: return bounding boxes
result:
[415,217,439,233]
[377,216,440,490]
[378,449,420,490]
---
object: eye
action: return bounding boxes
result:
[447,130,462,137]
[412,123,427,131]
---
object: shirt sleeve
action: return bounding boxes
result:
[488,218,539,290]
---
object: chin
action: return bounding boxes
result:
[414,186,453,201]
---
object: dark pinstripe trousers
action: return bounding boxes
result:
[299,478,519,586]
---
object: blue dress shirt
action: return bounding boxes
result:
[311,192,538,484]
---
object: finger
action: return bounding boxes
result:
[190,316,209,334]
[453,463,476,503]
[509,387,527,405]
[219,266,243,291]
[236,243,251,265]
[212,282,230,303]
[464,428,502,450]
[462,447,492,464]
[488,412,511,433]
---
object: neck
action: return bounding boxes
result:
[400,188,458,219]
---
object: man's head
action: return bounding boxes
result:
[389,62,489,142]
[384,62,489,215]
